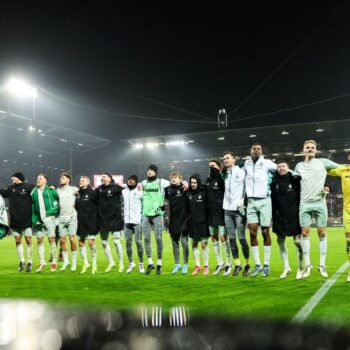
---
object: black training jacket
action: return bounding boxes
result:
[206,174,225,227]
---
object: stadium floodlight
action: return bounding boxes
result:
[344,148,350,152]
[281,130,289,135]
[249,133,256,138]
[5,78,37,98]
[329,150,336,153]
[316,128,324,132]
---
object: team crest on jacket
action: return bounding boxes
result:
[13,189,15,192]
[215,182,218,186]
[177,190,180,195]
[108,190,111,194]
[85,194,88,198]
[198,195,201,199]
[289,184,292,189]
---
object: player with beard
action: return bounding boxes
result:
[122,175,144,274]
[294,140,340,278]
[222,152,251,277]
[206,160,231,276]
[164,171,189,274]
[0,172,35,272]
[57,172,79,272]
[270,161,303,279]
[76,176,99,274]
[187,174,210,276]
[97,173,124,273]
[244,143,277,277]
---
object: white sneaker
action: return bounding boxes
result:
[139,263,145,274]
[36,263,46,273]
[213,264,225,275]
[119,263,125,273]
[302,265,313,278]
[92,263,97,275]
[60,262,70,271]
[80,263,90,274]
[347,272,350,283]
[126,262,136,274]
[223,265,232,276]
[71,262,77,272]
[296,268,303,280]
[318,266,328,278]
[280,267,291,279]
[105,263,116,273]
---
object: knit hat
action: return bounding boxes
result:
[128,175,139,183]
[12,172,25,182]
[147,164,158,175]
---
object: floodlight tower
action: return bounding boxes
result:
[217,108,228,141]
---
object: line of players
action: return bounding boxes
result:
[0,139,349,280]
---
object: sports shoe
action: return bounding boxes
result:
[171,264,182,274]
[261,264,270,277]
[51,263,57,272]
[18,260,26,272]
[182,264,188,274]
[71,262,77,272]
[119,263,125,273]
[139,263,145,274]
[145,264,155,275]
[318,266,328,278]
[156,265,162,275]
[60,262,70,271]
[243,264,251,276]
[251,264,261,277]
[80,263,90,274]
[296,268,303,280]
[36,263,46,273]
[105,263,116,273]
[203,266,209,276]
[213,264,225,275]
[126,262,136,274]
[192,266,202,276]
[280,267,291,279]
[302,265,313,278]
[223,265,232,276]
[25,262,32,273]
[347,272,350,283]
[92,263,97,275]
[232,265,243,277]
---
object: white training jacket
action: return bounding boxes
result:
[122,187,143,225]
[0,194,9,228]
[244,156,277,198]
[223,165,246,211]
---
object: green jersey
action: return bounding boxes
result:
[142,178,169,216]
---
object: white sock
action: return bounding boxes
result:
[319,236,327,267]
[80,246,88,265]
[113,238,123,264]
[263,245,271,266]
[213,241,223,266]
[38,243,45,264]
[252,246,261,266]
[72,250,77,265]
[62,251,69,264]
[193,247,200,266]
[147,257,154,265]
[16,244,24,262]
[294,239,303,269]
[301,236,311,267]
[26,245,32,263]
[102,240,115,265]
[157,259,162,266]
[223,240,231,266]
[277,239,289,269]
[50,242,57,263]
[91,245,97,265]
[202,246,209,267]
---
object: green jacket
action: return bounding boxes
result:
[31,185,59,224]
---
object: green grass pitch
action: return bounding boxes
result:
[0,227,349,325]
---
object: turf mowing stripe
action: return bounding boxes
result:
[291,261,349,324]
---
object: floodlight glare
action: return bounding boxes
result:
[5,78,38,98]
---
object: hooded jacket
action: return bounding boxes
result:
[0,194,9,237]
[122,186,143,225]
[186,174,209,239]
[0,183,35,230]
[76,185,99,236]
[206,169,225,226]
[97,181,124,232]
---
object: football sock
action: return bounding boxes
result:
[294,239,303,269]
[301,236,311,267]
[193,247,200,266]
[252,246,261,266]
[62,251,69,264]
[16,243,24,262]
[263,245,271,266]
[38,243,45,264]
[80,246,88,264]
[319,236,327,267]
[113,238,123,264]
[102,240,115,265]
[213,241,223,266]
[26,244,32,263]
[277,238,289,269]
[223,240,231,265]
[203,246,209,266]
[50,242,57,264]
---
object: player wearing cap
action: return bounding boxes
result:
[0,172,35,272]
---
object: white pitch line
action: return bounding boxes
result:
[291,261,349,324]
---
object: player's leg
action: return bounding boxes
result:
[35,228,46,272]
[59,221,70,271]
[143,216,155,274]
[202,238,210,276]
[259,198,272,277]
[236,212,250,276]
[180,233,189,274]
[225,211,239,275]
[219,226,231,275]
[276,234,291,279]
[134,224,144,273]
[171,232,182,274]
[191,238,202,275]
[101,232,115,272]
[88,235,97,274]
[68,218,78,272]
[153,215,164,275]
[124,225,134,273]
[247,199,261,276]
[315,201,328,278]
[46,218,58,272]
[13,231,25,272]
[24,228,33,272]
[299,203,313,278]
[294,235,303,280]
[78,236,90,273]
[210,226,224,275]
[112,231,124,272]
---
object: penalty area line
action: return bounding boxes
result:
[291,261,349,324]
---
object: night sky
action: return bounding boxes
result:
[1,1,350,173]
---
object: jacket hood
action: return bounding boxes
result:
[189,173,202,187]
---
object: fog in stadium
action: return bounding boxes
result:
[1,2,350,349]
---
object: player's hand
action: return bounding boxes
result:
[137,183,143,191]
[182,180,189,191]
